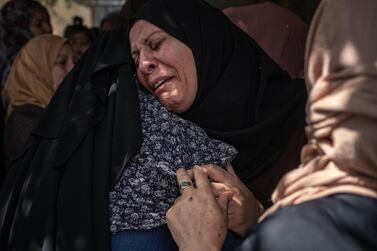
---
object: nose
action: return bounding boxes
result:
[138,52,157,75]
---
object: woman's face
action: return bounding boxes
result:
[70,32,91,59]
[30,9,52,36]
[52,43,75,91]
[129,20,198,113]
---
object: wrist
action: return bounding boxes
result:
[234,199,265,237]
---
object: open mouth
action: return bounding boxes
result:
[152,77,173,91]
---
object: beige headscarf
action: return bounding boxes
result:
[262,0,377,220]
[2,34,68,117]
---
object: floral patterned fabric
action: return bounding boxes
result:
[109,89,237,232]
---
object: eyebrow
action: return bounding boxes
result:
[131,30,165,56]
[143,30,165,44]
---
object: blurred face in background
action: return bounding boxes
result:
[70,32,91,59]
[52,43,75,90]
[30,9,52,36]
[100,20,113,32]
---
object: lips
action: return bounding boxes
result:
[153,79,165,90]
[150,76,173,92]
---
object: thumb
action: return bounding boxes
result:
[217,191,233,215]
[226,162,237,176]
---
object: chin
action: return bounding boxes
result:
[159,98,181,113]
[166,105,187,114]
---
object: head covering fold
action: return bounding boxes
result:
[2,34,67,116]
[262,0,377,219]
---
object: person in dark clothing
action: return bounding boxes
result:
[0,30,132,251]
[128,0,307,234]
[100,11,122,32]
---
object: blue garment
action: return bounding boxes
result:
[111,225,242,251]
[111,225,177,251]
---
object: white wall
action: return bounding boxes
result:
[43,0,92,36]
[0,0,92,36]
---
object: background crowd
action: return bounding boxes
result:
[0,0,149,182]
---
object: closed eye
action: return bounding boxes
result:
[149,38,165,51]
[150,41,161,50]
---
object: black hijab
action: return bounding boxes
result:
[0,30,142,250]
[132,0,307,184]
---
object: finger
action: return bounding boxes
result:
[192,166,212,193]
[203,164,229,183]
[166,207,175,225]
[173,196,182,204]
[176,168,193,184]
[186,169,194,180]
[226,162,237,176]
[176,168,194,194]
[217,192,232,216]
[210,182,233,197]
